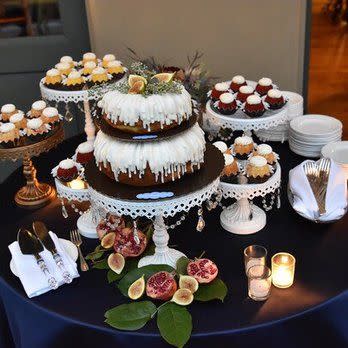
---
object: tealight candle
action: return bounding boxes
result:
[67,178,86,190]
[271,252,296,288]
[247,265,272,301]
[244,245,267,274]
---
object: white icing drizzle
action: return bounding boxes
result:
[267,89,282,98]
[239,85,254,94]
[214,82,229,91]
[258,77,272,86]
[59,158,76,169]
[232,75,245,84]
[27,118,43,129]
[94,123,206,182]
[213,141,228,153]
[257,144,272,155]
[224,154,234,166]
[77,141,93,154]
[9,113,24,123]
[250,155,267,167]
[1,104,15,113]
[42,107,58,118]
[235,136,253,145]
[246,95,261,105]
[219,93,235,104]
[0,123,15,132]
[32,100,46,110]
[46,68,60,77]
[100,87,192,130]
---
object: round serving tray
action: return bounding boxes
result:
[85,143,224,203]
[95,114,198,143]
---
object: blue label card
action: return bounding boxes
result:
[136,192,174,200]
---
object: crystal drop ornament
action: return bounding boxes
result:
[196,208,205,232]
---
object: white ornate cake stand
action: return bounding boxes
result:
[40,76,126,142]
[55,178,98,239]
[88,177,220,268]
[219,163,281,235]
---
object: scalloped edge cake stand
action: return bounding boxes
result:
[219,163,281,235]
[54,178,99,239]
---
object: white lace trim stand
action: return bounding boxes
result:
[219,163,281,235]
[55,179,98,239]
[39,74,127,142]
[88,178,220,268]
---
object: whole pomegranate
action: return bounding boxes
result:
[96,214,125,240]
[187,258,218,284]
[114,227,147,258]
[146,271,177,300]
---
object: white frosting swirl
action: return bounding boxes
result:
[107,60,122,67]
[103,54,115,62]
[32,100,46,110]
[219,93,235,104]
[232,75,245,84]
[214,82,229,91]
[59,158,76,169]
[258,77,272,86]
[55,62,70,71]
[68,70,82,79]
[46,68,60,77]
[27,118,43,129]
[94,123,205,182]
[224,154,235,166]
[246,95,262,105]
[92,67,106,75]
[213,141,228,153]
[60,56,73,64]
[83,52,96,60]
[257,144,272,155]
[9,113,24,123]
[235,135,253,145]
[239,85,254,94]
[100,86,192,130]
[42,107,58,118]
[267,89,282,98]
[84,61,97,69]
[77,141,94,154]
[250,155,267,167]
[0,123,15,132]
[1,104,15,113]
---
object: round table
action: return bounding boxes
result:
[0,134,348,348]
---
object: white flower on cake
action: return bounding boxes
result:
[219,93,235,104]
[232,75,245,84]
[213,141,228,153]
[258,77,272,86]
[235,135,253,145]
[32,100,46,111]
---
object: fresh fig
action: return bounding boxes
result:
[151,72,175,83]
[128,80,145,94]
[128,74,147,87]
[179,275,199,293]
[146,271,177,301]
[107,253,125,274]
[114,227,147,258]
[101,232,116,249]
[171,288,194,306]
[128,275,145,300]
[187,258,218,284]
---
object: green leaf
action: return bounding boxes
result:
[194,278,228,302]
[107,258,139,283]
[107,270,124,283]
[105,301,156,331]
[118,264,174,297]
[92,258,109,269]
[176,256,189,275]
[86,245,106,261]
[157,302,192,348]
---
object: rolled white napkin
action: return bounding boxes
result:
[8,232,79,298]
[289,159,347,221]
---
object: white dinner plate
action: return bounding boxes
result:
[321,141,348,165]
[290,115,342,136]
[10,238,78,277]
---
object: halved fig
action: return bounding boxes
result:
[171,288,194,306]
[101,232,116,249]
[179,275,199,293]
[128,74,147,87]
[107,252,125,274]
[128,275,145,300]
[128,80,145,94]
[151,72,175,83]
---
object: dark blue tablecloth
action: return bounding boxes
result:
[1,134,348,348]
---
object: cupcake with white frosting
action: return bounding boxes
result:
[106,60,125,80]
[81,61,97,76]
[88,67,110,86]
[64,70,85,90]
[60,56,75,68]
[217,93,237,115]
[255,77,273,96]
[55,62,72,76]
[56,159,79,182]
[26,118,50,137]
[41,107,60,124]
[244,95,266,118]
[9,112,26,129]
[82,52,97,65]
[1,104,18,122]
[102,54,116,68]
[0,122,20,143]
[230,75,247,93]
[246,155,272,183]
[213,141,231,154]
[75,141,94,165]
[44,69,62,89]
[236,85,254,103]
[233,135,254,160]
[29,100,46,118]
[264,89,285,110]
[221,154,239,183]
[210,82,230,101]
[253,144,278,167]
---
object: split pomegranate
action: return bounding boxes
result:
[96,214,125,240]
[113,227,147,258]
[187,258,218,284]
[146,271,177,300]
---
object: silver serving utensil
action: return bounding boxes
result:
[17,228,58,290]
[32,221,73,284]
[317,158,331,216]
[303,162,321,219]
[70,230,89,272]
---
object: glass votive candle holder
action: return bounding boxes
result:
[271,252,296,288]
[247,265,272,301]
[244,245,267,274]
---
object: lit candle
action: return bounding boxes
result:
[67,178,86,190]
[271,252,296,288]
[244,245,267,274]
[247,265,272,301]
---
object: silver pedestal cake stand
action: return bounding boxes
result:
[84,144,224,268]
[219,163,281,235]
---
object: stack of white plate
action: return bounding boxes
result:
[255,91,304,142]
[321,141,348,179]
[289,114,342,157]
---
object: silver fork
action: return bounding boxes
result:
[70,230,89,272]
[317,158,331,216]
[303,162,321,217]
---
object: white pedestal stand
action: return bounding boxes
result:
[87,177,221,268]
[219,163,281,235]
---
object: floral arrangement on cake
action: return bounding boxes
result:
[126,48,216,105]
[87,214,228,348]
